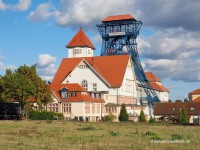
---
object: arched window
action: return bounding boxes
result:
[82,80,88,91]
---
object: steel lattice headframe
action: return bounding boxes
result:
[96,15,160,108]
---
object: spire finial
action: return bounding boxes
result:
[80,27,82,30]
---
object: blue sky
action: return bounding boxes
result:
[0,0,200,101]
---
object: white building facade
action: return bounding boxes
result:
[48,28,169,121]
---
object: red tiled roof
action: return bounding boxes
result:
[102,14,135,22]
[49,83,86,92]
[189,89,200,95]
[193,96,200,102]
[52,55,130,88]
[66,28,95,50]
[149,83,169,92]
[145,72,161,82]
[154,102,200,116]
[49,83,104,103]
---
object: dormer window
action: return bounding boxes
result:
[190,108,194,111]
[91,93,94,98]
[61,92,68,98]
[69,93,72,97]
[73,93,77,97]
[96,94,99,99]
[60,87,68,99]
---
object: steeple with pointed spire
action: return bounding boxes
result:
[66,28,95,58]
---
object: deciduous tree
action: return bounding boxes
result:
[0,65,52,118]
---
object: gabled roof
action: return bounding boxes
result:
[102,14,136,22]
[145,72,161,82]
[66,28,95,50]
[193,96,200,102]
[52,55,130,88]
[149,83,169,92]
[49,83,104,103]
[154,102,200,115]
[189,89,200,95]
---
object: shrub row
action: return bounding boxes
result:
[29,110,63,120]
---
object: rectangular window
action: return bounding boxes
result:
[97,104,100,113]
[73,92,77,97]
[78,65,88,69]
[190,108,194,111]
[92,103,95,113]
[112,107,114,113]
[93,83,97,91]
[63,103,71,113]
[61,92,68,99]
[96,94,99,99]
[49,103,58,112]
[69,93,73,97]
[73,49,82,55]
[91,93,94,98]
[85,103,90,114]
[88,49,92,54]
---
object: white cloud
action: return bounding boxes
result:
[39,75,54,82]
[56,0,138,28]
[26,0,200,31]
[138,27,200,82]
[36,54,57,81]
[37,63,57,76]
[37,54,56,67]
[0,55,5,60]
[0,0,32,11]
[6,64,17,71]
[143,59,200,82]
[28,3,59,22]
[139,28,200,60]
[28,0,139,29]
[91,34,102,45]
[0,0,6,10]
[0,62,5,70]
[13,0,32,11]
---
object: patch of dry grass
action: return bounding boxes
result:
[0,121,199,150]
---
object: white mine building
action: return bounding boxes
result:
[46,15,169,121]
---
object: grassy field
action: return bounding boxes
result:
[0,120,199,150]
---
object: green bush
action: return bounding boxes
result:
[178,106,188,124]
[139,110,146,122]
[149,116,156,123]
[29,110,63,120]
[118,104,129,121]
[104,113,115,122]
